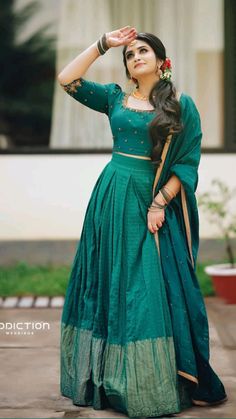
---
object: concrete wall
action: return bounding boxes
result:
[0,153,235,241]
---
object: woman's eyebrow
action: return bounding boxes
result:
[125,45,148,56]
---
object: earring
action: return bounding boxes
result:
[128,76,138,87]
[155,66,161,76]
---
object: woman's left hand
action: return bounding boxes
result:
[147,209,165,234]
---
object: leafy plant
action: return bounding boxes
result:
[198,179,236,268]
[0,0,56,148]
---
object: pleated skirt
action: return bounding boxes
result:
[60,152,226,417]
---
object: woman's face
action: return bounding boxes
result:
[125,39,163,81]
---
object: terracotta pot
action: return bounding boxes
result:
[205,263,236,304]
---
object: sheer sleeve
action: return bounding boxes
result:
[59,77,122,116]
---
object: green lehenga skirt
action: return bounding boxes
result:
[60,152,227,417]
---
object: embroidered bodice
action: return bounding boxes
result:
[60,77,185,157]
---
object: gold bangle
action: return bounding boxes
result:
[163,185,176,198]
[153,198,166,209]
[160,188,172,203]
[154,191,167,205]
[158,190,168,205]
[95,43,101,55]
[148,207,164,212]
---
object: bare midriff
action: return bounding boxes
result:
[114,151,151,160]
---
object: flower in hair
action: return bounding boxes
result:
[160,57,172,81]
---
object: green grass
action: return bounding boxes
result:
[196,261,214,296]
[0,261,71,297]
[0,260,227,298]
[196,258,230,296]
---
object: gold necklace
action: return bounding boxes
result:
[131,90,148,101]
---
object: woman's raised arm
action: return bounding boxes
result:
[57,26,137,85]
[57,41,101,85]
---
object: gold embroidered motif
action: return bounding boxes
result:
[60,77,83,94]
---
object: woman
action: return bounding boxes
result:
[58,26,227,417]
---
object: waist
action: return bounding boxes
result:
[113,151,151,160]
[111,152,155,173]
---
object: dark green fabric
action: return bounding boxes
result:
[155,94,202,269]
[60,79,227,416]
[152,94,227,404]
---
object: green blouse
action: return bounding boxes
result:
[60,77,191,157]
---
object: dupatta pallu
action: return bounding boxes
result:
[152,93,227,404]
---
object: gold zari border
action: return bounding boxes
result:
[180,184,194,268]
[178,370,198,384]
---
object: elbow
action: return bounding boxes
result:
[57,69,70,85]
[57,73,65,85]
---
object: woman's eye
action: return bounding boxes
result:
[127,48,147,59]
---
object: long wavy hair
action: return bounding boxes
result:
[122,32,183,168]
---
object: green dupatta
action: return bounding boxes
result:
[153,93,202,270]
[152,93,227,403]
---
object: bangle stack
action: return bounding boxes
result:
[96,33,110,55]
[148,202,166,212]
[162,185,176,200]
[148,194,167,212]
[148,185,176,212]
[159,186,176,204]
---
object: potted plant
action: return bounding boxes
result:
[197,179,236,304]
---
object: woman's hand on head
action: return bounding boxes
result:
[147,209,165,234]
[106,26,138,48]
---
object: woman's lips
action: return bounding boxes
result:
[134,63,145,68]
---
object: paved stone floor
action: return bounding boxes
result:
[0,297,235,419]
[0,296,64,309]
